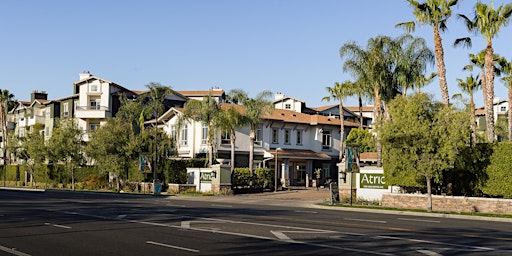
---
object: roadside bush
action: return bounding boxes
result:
[481,142,512,198]
[234,168,274,189]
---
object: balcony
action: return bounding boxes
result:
[27,115,45,126]
[75,105,111,119]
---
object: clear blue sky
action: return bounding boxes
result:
[1,0,511,108]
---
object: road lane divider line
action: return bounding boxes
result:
[344,218,387,223]
[211,204,233,208]
[295,210,318,214]
[44,223,71,229]
[397,218,441,223]
[146,241,199,253]
[0,244,31,256]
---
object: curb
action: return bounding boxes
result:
[0,186,45,192]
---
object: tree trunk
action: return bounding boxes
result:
[509,86,512,142]
[230,129,236,188]
[374,86,383,168]
[358,95,363,128]
[470,95,477,145]
[339,101,344,161]
[485,40,495,142]
[433,27,450,106]
[426,174,432,213]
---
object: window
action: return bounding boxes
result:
[89,122,100,132]
[322,130,331,150]
[74,102,79,110]
[296,130,302,145]
[63,103,69,117]
[90,84,98,92]
[89,98,101,110]
[221,131,231,144]
[170,125,177,142]
[181,124,188,146]
[255,124,263,146]
[285,104,291,109]
[272,128,279,144]
[501,106,507,112]
[284,129,290,144]
[201,123,208,145]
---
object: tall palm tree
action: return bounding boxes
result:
[145,82,175,186]
[216,104,249,187]
[180,94,220,167]
[457,75,481,145]
[229,89,273,180]
[456,2,512,142]
[340,36,394,167]
[501,58,512,142]
[397,0,459,106]
[0,89,14,186]
[322,81,355,161]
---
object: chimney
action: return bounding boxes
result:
[275,92,284,101]
[31,90,48,102]
[79,71,92,80]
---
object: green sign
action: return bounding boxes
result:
[360,173,387,189]
[200,172,212,183]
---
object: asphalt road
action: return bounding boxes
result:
[0,189,511,256]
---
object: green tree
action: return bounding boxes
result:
[85,118,135,191]
[456,2,512,142]
[414,72,437,94]
[481,143,512,198]
[457,74,481,145]
[216,103,249,187]
[8,124,46,187]
[47,118,85,191]
[179,95,220,167]
[345,128,376,153]
[397,0,459,106]
[381,94,470,212]
[229,89,273,179]
[322,81,355,161]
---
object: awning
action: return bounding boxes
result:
[264,148,332,160]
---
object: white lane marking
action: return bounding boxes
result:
[167,204,186,207]
[270,231,293,241]
[345,218,387,224]
[398,218,441,223]
[211,204,233,208]
[48,209,504,255]
[146,241,199,253]
[116,215,127,219]
[295,210,317,214]
[44,223,71,229]
[0,244,31,256]
[417,249,442,256]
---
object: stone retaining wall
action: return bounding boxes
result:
[382,193,512,214]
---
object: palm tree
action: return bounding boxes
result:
[456,2,512,142]
[145,82,175,187]
[414,72,437,94]
[322,81,355,161]
[340,35,398,167]
[216,104,249,187]
[501,59,512,142]
[393,34,435,97]
[397,0,459,106]
[457,75,481,145]
[179,94,220,167]
[229,89,273,180]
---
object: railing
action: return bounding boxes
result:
[75,105,109,111]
